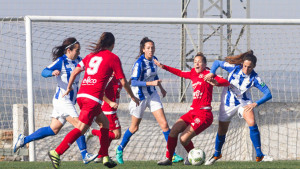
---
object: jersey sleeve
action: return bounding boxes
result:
[77,57,86,70]
[163,65,191,79]
[214,75,230,86]
[46,58,63,71]
[111,56,125,79]
[131,61,142,81]
[211,60,236,74]
[253,76,272,106]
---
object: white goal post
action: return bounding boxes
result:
[1,16,299,162]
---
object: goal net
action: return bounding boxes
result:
[1,16,299,162]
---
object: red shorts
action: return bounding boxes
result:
[77,97,102,126]
[103,112,121,130]
[180,109,213,135]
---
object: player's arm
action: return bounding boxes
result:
[211,75,230,86]
[41,59,62,77]
[103,95,118,109]
[253,77,272,106]
[204,60,235,81]
[153,59,191,79]
[62,67,82,97]
[113,56,140,106]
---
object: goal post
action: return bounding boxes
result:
[0,16,299,162]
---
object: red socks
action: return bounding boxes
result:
[184,141,194,153]
[55,128,82,155]
[97,128,109,157]
[166,136,177,161]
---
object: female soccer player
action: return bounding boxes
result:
[203,50,273,165]
[155,52,230,166]
[13,37,97,164]
[48,32,139,169]
[86,73,124,163]
[115,37,183,164]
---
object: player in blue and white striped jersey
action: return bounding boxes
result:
[204,50,273,165]
[116,37,183,164]
[13,37,97,164]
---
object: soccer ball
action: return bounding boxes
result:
[188,148,206,165]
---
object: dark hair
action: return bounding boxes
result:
[52,37,79,61]
[137,37,155,58]
[225,50,257,66]
[194,52,207,64]
[89,32,115,53]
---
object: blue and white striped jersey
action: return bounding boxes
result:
[43,55,82,104]
[131,54,159,100]
[211,60,271,107]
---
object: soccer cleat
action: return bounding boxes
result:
[183,157,191,165]
[48,150,61,169]
[115,148,124,164]
[256,155,273,162]
[84,128,94,142]
[14,134,25,153]
[172,153,184,163]
[103,156,117,168]
[204,154,222,165]
[157,158,172,165]
[82,153,98,164]
[94,157,103,163]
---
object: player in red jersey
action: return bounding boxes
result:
[155,52,230,166]
[48,32,139,169]
[85,73,124,163]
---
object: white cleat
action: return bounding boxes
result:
[256,155,273,162]
[204,154,222,165]
[183,157,191,165]
[14,134,25,153]
[157,158,172,166]
[83,153,98,164]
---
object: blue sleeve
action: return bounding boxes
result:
[41,68,53,77]
[131,61,142,81]
[253,76,272,106]
[46,58,63,71]
[131,80,147,87]
[210,60,236,74]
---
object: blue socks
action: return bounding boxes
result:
[163,129,171,142]
[118,128,133,151]
[23,126,55,145]
[76,135,87,159]
[249,124,263,157]
[214,133,226,157]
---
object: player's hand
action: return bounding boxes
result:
[153,59,163,68]
[132,96,140,107]
[161,88,167,98]
[109,102,119,109]
[52,70,60,77]
[204,73,214,81]
[205,78,219,86]
[151,80,162,86]
[243,103,257,113]
[62,87,73,97]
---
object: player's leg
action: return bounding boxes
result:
[14,118,60,153]
[243,109,272,162]
[94,113,117,168]
[67,116,97,164]
[157,119,187,165]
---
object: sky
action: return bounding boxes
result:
[0,0,300,19]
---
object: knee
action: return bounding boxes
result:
[247,120,256,127]
[179,135,189,146]
[52,129,60,135]
[114,132,121,139]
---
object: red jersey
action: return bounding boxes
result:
[77,50,125,103]
[102,76,122,112]
[163,65,229,109]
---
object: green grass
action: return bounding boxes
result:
[0,160,299,169]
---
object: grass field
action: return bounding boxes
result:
[0,160,299,169]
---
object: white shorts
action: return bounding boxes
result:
[52,96,79,125]
[128,92,163,119]
[218,89,252,122]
